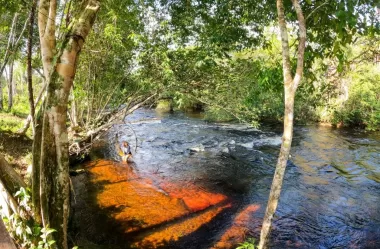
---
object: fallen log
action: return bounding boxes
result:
[0,155,26,196]
[0,155,28,218]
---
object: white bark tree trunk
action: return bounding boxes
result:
[258,0,306,248]
[7,58,14,111]
[33,1,100,248]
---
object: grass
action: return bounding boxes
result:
[0,112,32,138]
[0,92,32,137]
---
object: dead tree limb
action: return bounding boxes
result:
[69,93,156,160]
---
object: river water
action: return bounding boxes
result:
[72,108,380,249]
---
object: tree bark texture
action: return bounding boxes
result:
[38,0,57,79]
[258,0,306,248]
[32,111,43,224]
[34,1,100,248]
[27,0,37,136]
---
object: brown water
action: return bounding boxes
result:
[71,109,380,249]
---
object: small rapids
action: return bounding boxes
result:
[72,109,380,249]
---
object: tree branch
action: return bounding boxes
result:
[292,0,306,89]
[277,0,293,86]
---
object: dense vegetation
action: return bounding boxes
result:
[0,0,378,249]
[1,2,379,132]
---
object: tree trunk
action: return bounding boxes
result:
[18,82,46,135]
[1,13,18,112]
[70,88,78,127]
[0,79,3,110]
[258,0,306,248]
[32,112,43,224]
[34,1,100,248]
[258,88,295,249]
[27,0,37,136]
[7,59,14,111]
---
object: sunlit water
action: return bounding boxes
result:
[72,108,380,249]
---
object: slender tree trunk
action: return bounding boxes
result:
[0,13,28,111]
[258,0,306,248]
[27,0,37,136]
[0,14,18,111]
[0,79,3,110]
[34,1,100,248]
[32,0,59,227]
[18,82,46,134]
[12,73,17,96]
[32,111,43,224]
[8,59,14,111]
[69,86,78,127]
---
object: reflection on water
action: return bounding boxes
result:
[72,109,380,249]
[212,204,261,249]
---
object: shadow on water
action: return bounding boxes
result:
[71,159,254,249]
[71,109,380,249]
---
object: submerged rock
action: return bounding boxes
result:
[156,98,173,113]
[189,144,205,153]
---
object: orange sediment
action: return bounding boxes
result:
[85,159,229,242]
[159,181,228,212]
[132,203,232,248]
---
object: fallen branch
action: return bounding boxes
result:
[68,93,157,161]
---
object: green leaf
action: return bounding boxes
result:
[25,226,32,235]
[48,240,56,246]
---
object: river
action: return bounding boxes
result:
[72,108,380,249]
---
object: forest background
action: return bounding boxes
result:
[0,0,379,249]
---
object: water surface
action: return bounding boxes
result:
[72,109,380,249]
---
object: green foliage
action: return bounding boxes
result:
[1,188,56,249]
[36,226,57,249]
[0,113,24,133]
[204,107,235,123]
[15,187,31,210]
[1,187,82,248]
[236,238,257,249]
[148,45,284,126]
[332,64,380,130]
